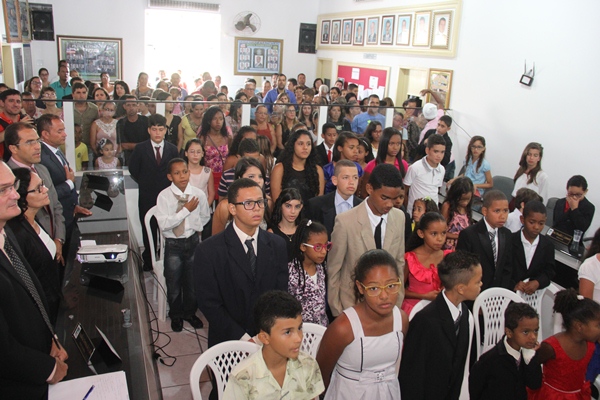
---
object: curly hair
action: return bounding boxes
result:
[289,219,328,293]
[278,130,320,198]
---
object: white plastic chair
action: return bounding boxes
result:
[474,287,525,359]
[144,206,167,321]
[545,283,564,336]
[301,322,326,357]
[190,340,261,400]
[409,299,431,321]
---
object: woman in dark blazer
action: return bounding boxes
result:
[7,168,61,324]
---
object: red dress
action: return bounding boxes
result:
[528,335,595,400]
[400,249,452,314]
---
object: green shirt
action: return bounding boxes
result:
[73,103,99,146]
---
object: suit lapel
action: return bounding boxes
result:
[476,221,495,265]
[224,225,254,281]
[358,202,376,249]
[256,230,273,282]
[383,211,397,252]
[322,192,336,230]
[435,294,458,345]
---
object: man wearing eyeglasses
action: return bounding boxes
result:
[0,161,69,397]
[5,122,66,265]
[195,178,288,348]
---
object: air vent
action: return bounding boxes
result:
[148,0,219,12]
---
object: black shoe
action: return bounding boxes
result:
[184,315,204,329]
[171,318,183,332]
[143,263,153,272]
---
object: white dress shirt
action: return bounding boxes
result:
[155,183,210,239]
[442,290,461,321]
[334,191,354,216]
[152,140,164,159]
[483,218,499,256]
[365,197,388,247]
[42,142,74,190]
[520,230,539,270]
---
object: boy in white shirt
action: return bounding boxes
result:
[156,158,211,332]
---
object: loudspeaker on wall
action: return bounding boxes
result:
[298,23,316,54]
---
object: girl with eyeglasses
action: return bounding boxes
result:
[448,135,493,197]
[316,249,408,398]
[552,175,595,243]
[287,219,329,327]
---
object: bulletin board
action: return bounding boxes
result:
[337,63,390,98]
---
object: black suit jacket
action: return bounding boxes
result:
[40,143,79,231]
[469,338,542,400]
[315,143,330,167]
[553,197,595,238]
[0,227,55,399]
[400,293,474,400]
[307,191,362,238]
[128,140,178,212]
[194,224,289,347]
[511,232,555,289]
[456,219,513,291]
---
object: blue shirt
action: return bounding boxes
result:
[263,88,297,113]
[323,161,363,194]
[49,81,72,108]
[351,112,386,134]
[465,157,491,195]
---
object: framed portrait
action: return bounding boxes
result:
[320,20,330,44]
[427,69,453,109]
[234,37,283,75]
[366,17,379,45]
[380,15,394,45]
[353,18,365,46]
[341,19,353,44]
[431,11,452,49]
[412,11,431,47]
[57,36,123,81]
[18,0,30,42]
[2,0,22,43]
[331,19,341,44]
[396,14,412,46]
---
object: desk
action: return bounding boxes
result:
[55,170,160,400]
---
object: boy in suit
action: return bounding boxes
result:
[457,190,513,291]
[224,291,324,399]
[327,163,406,316]
[316,123,338,167]
[129,114,179,270]
[400,251,481,400]
[469,302,542,400]
[512,200,555,294]
[155,158,211,332]
[307,159,362,238]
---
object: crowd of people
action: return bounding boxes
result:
[2,61,600,399]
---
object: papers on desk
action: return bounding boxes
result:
[49,370,129,400]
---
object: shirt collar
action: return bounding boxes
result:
[232,219,259,244]
[365,197,389,223]
[151,140,165,149]
[520,230,539,247]
[324,142,334,152]
[42,141,59,153]
[442,290,461,321]
[503,336,521,361]
[252,349,302,380]
[483,218,498,235]
[334,191,353,208]
[9,157,32,169]
[170,183,191,195]
[421,156,443,173]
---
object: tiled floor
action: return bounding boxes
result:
[144,274,212,399]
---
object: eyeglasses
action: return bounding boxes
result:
[358,281,402,297]
[567,192,585,199]
[302,242,333,252]
[471,145,484,150]
[232,199,267,210]
[0,180,19,196]
[16,138,42,147]
[27,180,46,194]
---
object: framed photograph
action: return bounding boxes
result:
[2,0,22,43]
[341,19,353,44]
[234,37,283,75]
[57,36,122,81]
[427,69,453,109]
[366,17,379,45]
[331,19,341,44]
[320,20,330,44]
[431,11,452,49]
[353,18,365,46]
[396,14,412,46]
[18,0,30,42]
[412,11,431,47]
[380,15,394,45]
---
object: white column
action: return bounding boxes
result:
[62,101,76,168]
[241,103,251,126]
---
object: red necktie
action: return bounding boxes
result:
[327,149,332,163]
[155,146,162,165]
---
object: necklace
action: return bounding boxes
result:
[278,225,295,241]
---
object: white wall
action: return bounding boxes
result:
[318,0,600,235]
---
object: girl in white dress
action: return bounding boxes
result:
[90,101,119,158]
[95,139,121,170]
[317,249,409,399]
[184,138,214,206]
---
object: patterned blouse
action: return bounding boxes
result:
[288,260,328,326]
[204,144,228,173]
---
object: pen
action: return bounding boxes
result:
[82,385,95,400]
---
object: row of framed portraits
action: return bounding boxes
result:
[320,10,453,49]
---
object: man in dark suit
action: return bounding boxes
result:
[195,178,288,347]
[315,122,338,167]
[0,161,68,397]
[37,115,92,243]
[5,122,66,263]
[457,190,513,291]
[307,160,362,238]
[512,200,555,293]
[129,114,179,270]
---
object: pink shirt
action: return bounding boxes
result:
[419,108,444,142]
[364,158,409,174]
